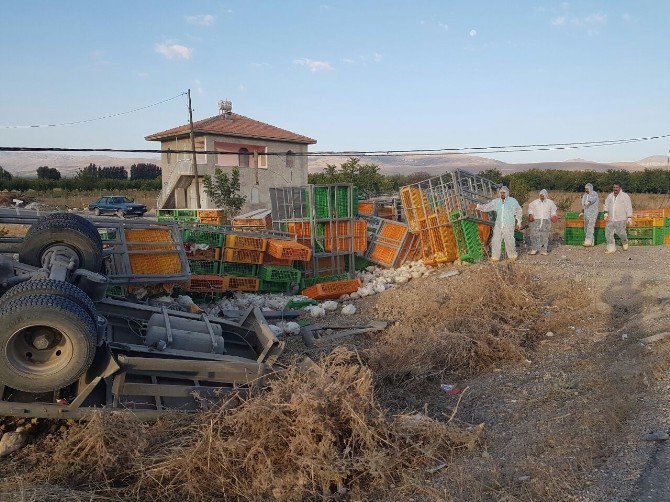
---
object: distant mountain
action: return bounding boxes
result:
[637,155,670,167]
[0,152,159,177]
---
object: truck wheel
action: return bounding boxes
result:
[20,213,103,272]
[0,279,97,324]
[0,294,97,393]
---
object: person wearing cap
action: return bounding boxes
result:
[476,186,522,262]
[603,182,633,254]
[580,183,599,246]
[528,189,558,255]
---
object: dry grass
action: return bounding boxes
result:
[6,349,480,501]
[368,265,586,386]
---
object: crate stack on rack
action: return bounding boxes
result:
[270,184,359,280]
[563,212,606,245]
[399,170,498,264]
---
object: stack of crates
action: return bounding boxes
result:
[197,209,226,225]
[623,214,665,246]
[450,211,485,262]
[563,212,606,245]
[157,209,199,223]
[257,264,302,293]
[125,228,183,275]
[182,227,225,275]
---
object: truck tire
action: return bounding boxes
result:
[0,279,97,324]
[20,213,103,272]
[0,294,97,393]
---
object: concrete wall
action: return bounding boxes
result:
[158,134,309,211]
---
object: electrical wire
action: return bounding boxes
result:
[0,92,187,129]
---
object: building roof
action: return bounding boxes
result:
[145,112,316,144]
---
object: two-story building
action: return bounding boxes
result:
[146,104,316,210]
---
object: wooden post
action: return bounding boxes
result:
[188,89,201,209]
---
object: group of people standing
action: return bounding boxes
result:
[475,182,633,261]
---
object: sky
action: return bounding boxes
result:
[1,0,669,164]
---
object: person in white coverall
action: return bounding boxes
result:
[528,189,558,255]
[580,183,599,246]
[603,182,633,253]
[476,186,522,262]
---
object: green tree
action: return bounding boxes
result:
[130,163,162,180]
[98,166,128,180]
[508,177,531,206]
[202,166,247,217]
[479,168,504,184]
[0,166,12,180]
[36,166,61,180]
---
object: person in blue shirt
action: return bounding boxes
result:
[476,186,523,262]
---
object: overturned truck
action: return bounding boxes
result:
[0,210,283,419]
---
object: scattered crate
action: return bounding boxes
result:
[258,279,291,293]
[220,262,257,277]
[185,275,228,293]
[286,222,312,238]
[400,187,429,233]
[262,252,294,267]
[106,285,127,297]
[354,256,370,271]
[156,209,177,222]
[323,220,367,252]
[182,228,225,247]
[225,276,260,292]
[225,234,267,251]
[267,239,312,261]
[197,209,226,226]
[302,278,362,300]
[187,247,222,261]
[232,209,272,229]
[258,265,301,284]
[358,201,374,215]
[301,273,351,290]
[187,260,220,275]
[223,248,264,264]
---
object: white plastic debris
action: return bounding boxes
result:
[177,295,195,306]
[342,304,357,315]
[268,324,283,337]
[322,300,338,311]
[374,283,386,293]
[283,322,301,335]
[305,305,326,318]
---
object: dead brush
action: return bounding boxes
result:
[128,347,480,501]
[369,265,583,385]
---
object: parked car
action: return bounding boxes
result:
[88,196,148,218]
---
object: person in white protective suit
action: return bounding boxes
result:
[603,182,633,254]
[476,186,522,262]
[580,183,599,246]
[528,189,558,255]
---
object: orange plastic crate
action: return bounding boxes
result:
[665,234,670,245]
[633,209,670,218]
[224,276,260,292]
[400,187,429,233]
[262,252,294,266]
[477,223,492,246]
[630,217,665,227]
[225,234,267,251]
[285,222,312,237]
[379,221,408,242]
[125,229,182,275]
[223,248,264,264]
[232,214,272,228]
[267,239,312,261]
[369,243,400,267]
[358,201,374,215]
[565,219,606,228]
[323,221,368,252]
[377,206,396,219]
[302,278,361,300]
[185,275,229,293]
[197,210,226,225]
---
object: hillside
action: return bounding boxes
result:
[0,152,159,177]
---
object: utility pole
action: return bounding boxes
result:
[188,89,201,209]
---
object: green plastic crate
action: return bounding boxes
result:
[564,227,605,245]
[258,265,301,283]
[106,285,127,296]
[286,298,318,309]
[451,214,484,262]
[156,209,177,222]
[181,228,225,247]
[188,260,220,275]
[175,209,198,222]
[98,228,117,240]
[564,211,605,221]
[627,227,664,241]
[258,279,291,293]
[188,292,224,303]
[301,273,351,290]
[354,256,370,271]
[220,262,257,277]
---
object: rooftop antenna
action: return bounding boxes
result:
[218,100,233,120]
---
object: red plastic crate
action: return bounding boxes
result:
[302,278,361,300]
[267,239,312,261]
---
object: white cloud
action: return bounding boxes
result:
[155,43,193,60]
[551,11,607,28]
[437,21,449,31]
[293,58,333,72]
[469,29,477,37]
[341,58,355,64]
[186,14,215,26]
[137,72,150,80]
[372,52,383,62]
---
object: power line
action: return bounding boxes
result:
[0,92,186,129]
[0,133,667,157]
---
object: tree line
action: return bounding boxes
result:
[308,158,670,198]
[0,163,162,191]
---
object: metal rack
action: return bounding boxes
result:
[269,184,357,278]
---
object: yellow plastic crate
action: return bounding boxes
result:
[125,229,182,275]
